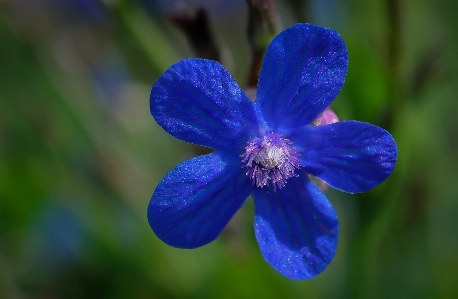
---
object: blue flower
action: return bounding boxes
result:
[148,23,397,279]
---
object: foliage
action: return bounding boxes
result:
[1,0,458,298]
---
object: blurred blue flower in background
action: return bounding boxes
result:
[91,50,132,109]
[147,23,397,279]
[48,0,109,24]
[26,201,87,275]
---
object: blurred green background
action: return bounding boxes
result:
[1,0,458,298]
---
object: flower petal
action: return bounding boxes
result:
[255,23,348,131]
[151,58,258,149]
[252,173,338,280]
[293,121,398,193]
[148,151,252,248]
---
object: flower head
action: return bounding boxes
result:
[148,23,397,279]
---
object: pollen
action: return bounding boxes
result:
[241,133,302,190]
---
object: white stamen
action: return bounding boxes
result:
[254,146,286,169]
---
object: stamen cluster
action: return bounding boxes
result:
[241,133,302,190]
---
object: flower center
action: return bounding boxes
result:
[241,133,302,190]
